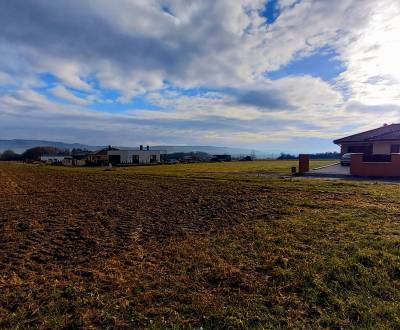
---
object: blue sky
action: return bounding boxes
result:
[1,0,400,154]
[262,0,280,24]
[267,47,345,82]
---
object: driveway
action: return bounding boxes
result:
[302,162,400,183]
[306,162,350,177]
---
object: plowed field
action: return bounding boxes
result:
[1,163,400,329]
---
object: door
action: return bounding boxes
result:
[132,155,139,164]
[109,155,121,165]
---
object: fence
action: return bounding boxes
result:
[350,153,400,177]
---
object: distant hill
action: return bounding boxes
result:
[151,145,263,156]
[0,139,265,157]
[0,139,101,153]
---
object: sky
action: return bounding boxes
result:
[1,0,400,153]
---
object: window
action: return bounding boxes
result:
[150,155,157,163]
[363,154,391,162]
[391,144,400,153]
[348,144,373,154]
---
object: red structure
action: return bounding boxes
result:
[350,153,400,177]
[298,154,309,173]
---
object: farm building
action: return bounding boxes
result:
[108,146,166,165]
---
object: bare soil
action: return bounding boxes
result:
[0,165,284,328]
[0,164,280,251]
[2,164,400,329]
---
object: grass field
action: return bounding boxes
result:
[1,160,400,328]
[45,159,336,179]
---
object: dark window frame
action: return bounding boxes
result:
[390,144,400,153]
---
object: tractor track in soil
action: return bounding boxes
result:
[0,165,284,273]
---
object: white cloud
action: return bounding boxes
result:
[336,1,400,106]
[1,0,400,152]
[50,85,91,105]
[0,72,14,85]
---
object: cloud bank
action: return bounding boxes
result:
[1,0,400,152]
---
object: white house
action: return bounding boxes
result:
[107,146,166,165]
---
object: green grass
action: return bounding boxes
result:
[110,159,334,176]
[38,159,336,179]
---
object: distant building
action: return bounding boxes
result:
[41,145,168,166]
[62,157,74,166]
[87,146,119,165]
[210,154,232,162]
[40,155,69,164]
[71,151,91,166]
[108,145,167,165]
[182,155,199,163]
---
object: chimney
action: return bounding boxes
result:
[146,145,149,150]
[140,145,143,150]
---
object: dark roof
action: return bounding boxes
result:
[72,151,91,156]
[72,151,91,159]
[91,147,119,155]
[334,124,400,144]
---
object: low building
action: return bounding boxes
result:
[211,154,232,162]
[108,146,167,165]
[62,156,74,166]
[87,146,119,166]
[71,151,91,166]
[40,155,68,164]
[334,124,400,155]
[182,155,199,163]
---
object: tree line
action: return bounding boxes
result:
[277,152,340,160]
[1,146,341,162]
[0,146,81,161]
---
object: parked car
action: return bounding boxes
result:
[340,153,354,166]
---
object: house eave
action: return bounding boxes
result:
[334,138,400,145]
